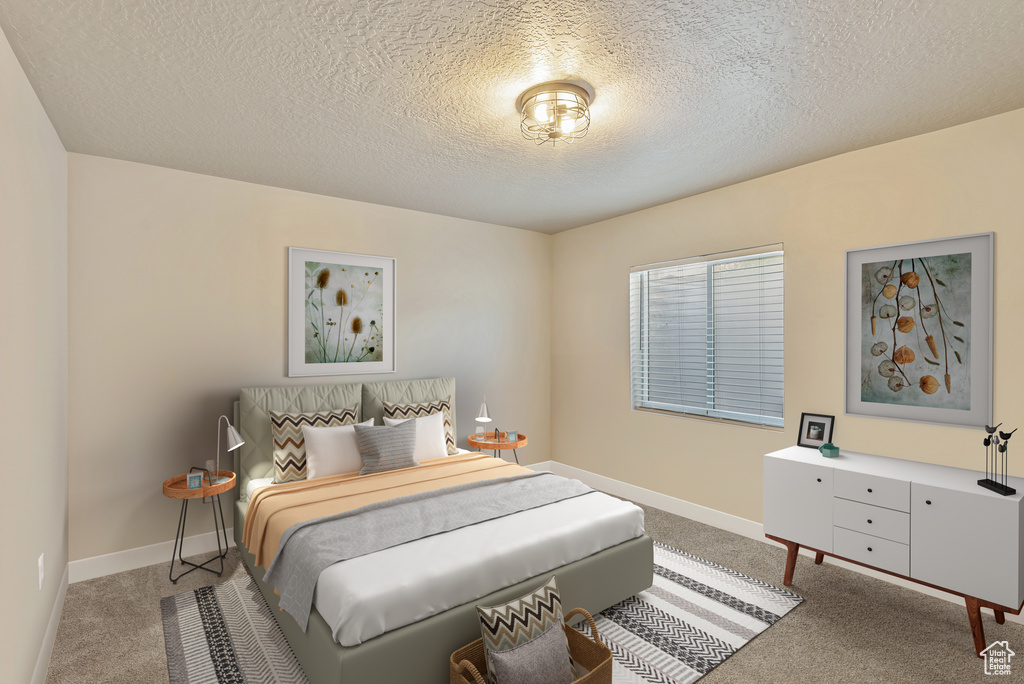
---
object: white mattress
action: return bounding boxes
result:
[312,490,645,646]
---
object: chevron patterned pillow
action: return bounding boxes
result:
[269,405,358,483]
[476,576,574,684]
[383,396,457,455]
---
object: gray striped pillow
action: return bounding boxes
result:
[354,419,419,475]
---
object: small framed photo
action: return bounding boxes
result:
[186,472,204,489]
[797,413,835,449]
[506,431,518,442]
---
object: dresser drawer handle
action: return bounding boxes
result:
[867,488,873,493]
[867,519,872,524]
[867,547,873,552]
[816,478,821,483]
[926,500,932,505]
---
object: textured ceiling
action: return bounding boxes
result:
[2,1,1023,233]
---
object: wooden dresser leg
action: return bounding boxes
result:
[814,552,824,565]
[965,597,986,658]
[783,541,800,586]
[995,609,1006,625]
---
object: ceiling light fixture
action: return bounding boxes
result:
[516,81,593,145]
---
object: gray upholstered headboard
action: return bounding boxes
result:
[232,377,456,498]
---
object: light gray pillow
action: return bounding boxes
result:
[354,420,419,475]
[488,625,575,684]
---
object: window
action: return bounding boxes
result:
[629,244,784,427]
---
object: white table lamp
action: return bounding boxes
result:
[476,397,496,437]
[215,415,244,484]
[476,398,492,422]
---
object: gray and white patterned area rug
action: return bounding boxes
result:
[161,574,308,684]
[160,542,801,684]
[576,541,804,683]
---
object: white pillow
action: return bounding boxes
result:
[302,418,374,479]
[383,411,448,462]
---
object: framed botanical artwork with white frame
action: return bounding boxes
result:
[845,233,993,428]
[288,247,396,377]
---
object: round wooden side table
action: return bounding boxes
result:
[162,470,236,583]
[467,432,528,465]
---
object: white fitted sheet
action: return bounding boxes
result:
[312,491,645,646]
[246,477,275,501]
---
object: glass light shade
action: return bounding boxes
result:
[476,401,492,423]
[517,82,592,145]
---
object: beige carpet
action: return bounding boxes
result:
[47,548,249,684]
[46,503,1021,683]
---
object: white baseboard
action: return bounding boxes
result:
[540,460,1024,626]
[32,563,68,684]
[542,461,763,539]
[60,460,553,583]
[69,527,234,584]
[67,460,1022,627]
[63,460,555,584]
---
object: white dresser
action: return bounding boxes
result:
[764,445,1024,656]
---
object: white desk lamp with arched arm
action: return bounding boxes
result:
[215,415,244,484]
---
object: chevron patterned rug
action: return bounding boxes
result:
[574,541,804,683]
[160,542,801,684]
[161,574,308,684]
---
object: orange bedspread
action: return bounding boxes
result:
[242,452,531,568]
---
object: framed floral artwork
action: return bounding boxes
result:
[288,247,396,377]
[844,233,993,428]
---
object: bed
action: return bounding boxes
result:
[231,377,653,684]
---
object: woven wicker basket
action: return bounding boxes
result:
[450,608,612,684]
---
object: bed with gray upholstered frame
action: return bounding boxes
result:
[232,377,654,684]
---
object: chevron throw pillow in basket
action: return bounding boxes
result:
[453,579,611,684]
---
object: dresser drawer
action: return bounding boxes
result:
[834,527,910,576]
[834,498,910,544]
[834,470,909,512]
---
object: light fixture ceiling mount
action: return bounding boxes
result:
[516,81,594,145]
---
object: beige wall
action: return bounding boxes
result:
[0,27,69,684]
[67,154,552,561]
[53,84,1024,564]
[551,108,1024,524]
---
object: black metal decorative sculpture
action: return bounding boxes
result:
[979,423,1017,496]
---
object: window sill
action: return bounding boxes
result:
[631,406,785,432]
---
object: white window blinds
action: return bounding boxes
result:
[629,245,784,427]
